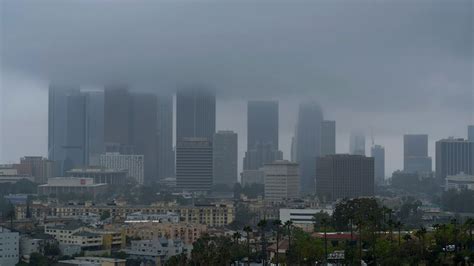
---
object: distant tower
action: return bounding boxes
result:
[436,138,474,182]
[263,160,300,203]
[403,134,432,173]
[468,125,474,142]
[294,102,323,194]
[320,120,336,156]
[84,90,105,166]
[176,138,213,191]
[213,131,238,188]
[349,131,366,156]
[104,86,132,147]
[156,95,175,179]
[371,144,385,185]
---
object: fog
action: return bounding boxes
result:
[1,0,473,175]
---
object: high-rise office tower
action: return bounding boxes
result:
[371,144,385,185]
[131,93,158,183]
[247,101,279,150]
[176,138,213,191]
[321,120,336,156]
[48,85,80,174]
[84,90,104,166]
[316,154,374,201]
[294,102,323,194]
[63,91,87,172]
[156,95,175,179]
[176,88,216,141]
[349,131,366,156]
[436,138,474,182]
[403,134,432,173]
[213,131,238,188]
[290,135,297,162]
[104,86,132,146]
[468,125,474,142]
[263,160,300,203]
[243,101,282,170]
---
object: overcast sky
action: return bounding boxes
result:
[1,0,473,176]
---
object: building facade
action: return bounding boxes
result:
[349,131,366,156]
[403,134,432,173]
[263,160,300,202]
[213,131,238,188]
[371,144,385,185]
[240,170,264,186]
[436,138,474,182]
[316,154,374,201]
[0,227,19,265]
[67,168,127,185]
[468,125,474,142]
[156,95,175,179]
[320,120,336,156]
[99,153,145,185]
[176,138,213,191]
[38,177,107,198]
[15,156,55,184]
[445,173,474,191]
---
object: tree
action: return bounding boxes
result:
[257,219,268,263]
[273,219,282,266]
[284,220,293,265]
[100,210,111,221]
[243,226,252,266]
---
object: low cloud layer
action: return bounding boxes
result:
[1,0,473,174]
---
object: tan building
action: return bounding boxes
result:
[263,160,300,203]
[16,203,234,227]
[15,156,55,184]
[106,222,207,244]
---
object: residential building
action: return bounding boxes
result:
[16,203,234,227]
[403,134,432,173]
[99,153,145,185]
[240,170,264,186]
[125,238,189,265]
[57,257,126,266]
[125,212,180,223]
[371,144,385,184]
[213,131,238,188]
[320,120,336,156]
[0,227,19,266]
[20,234,57,257]
[67,168,127,185]
[445,173,474,191]
[294,102,323,194]
[263,160,299,203]
[176,138,213,191]
[0,166,34,183]
[316,154,374,201]
[436,138,474,182]
[38,177,107,198]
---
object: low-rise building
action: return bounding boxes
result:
[38,177,107,198]
[124,238,190,265]
[67,168,128,185]
[99,152,145,185]
[445,173,474,191]
[57,256,126,266]
[280,208,333,231]
[0,227,20,265]
[19,233,57,257]
[125,211,180,223]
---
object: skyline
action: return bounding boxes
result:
[1,0,473,177]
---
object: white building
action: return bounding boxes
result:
[38,177,107,198]
[99,152,145,185]
[125,212,180,223]
[0,227,20,265]
[279,208,334,225]
[445,173,474,191]
[263,160,300,203]
[124,238,189,265]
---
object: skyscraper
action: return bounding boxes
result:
[263,160,300,203]
[371,144,385,185]
[213,131,238,188]
[349,131,366,156]
[84,90,104,166]
[247,101,279,150]
[48,85,80,174]
[176,138,213,191]
[63,91,87,172]
[130,93,158,183]
[243,101,282,171]
[316,154,374,201]
[176,88,216,141]
[403,134,432,173]
[468,125,474,142]
[436,138,474,182]
[104,86,131,146]
[320,120,336,156]
[294,102,323,194]
[156,95,175,179]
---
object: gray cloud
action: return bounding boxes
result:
[1,0,473,174]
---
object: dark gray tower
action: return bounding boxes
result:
[436,138,474,182]
[403,134,432,173]
[63,91,87,171]
[84,90,104,166]
[247,101,279,150]
[104,86,132,147]
[321,120,336,156]
[157,95,175,179]
[295,102,323,194]
[176,138,213,191]
[213,131,238,188]
[176,88,216,141]
[468,125,474,142]
[371,144,385,185]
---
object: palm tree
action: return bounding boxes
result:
[388,219,394,243]
[243,226,252,266]
[233,231,241,244]
[273,219,282,266]
[320,217,329,263]
[415,226,427,259]
[284,220,293,265]
[464,218,474,251]
[395,221,403,247]
[257,219,268,264]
